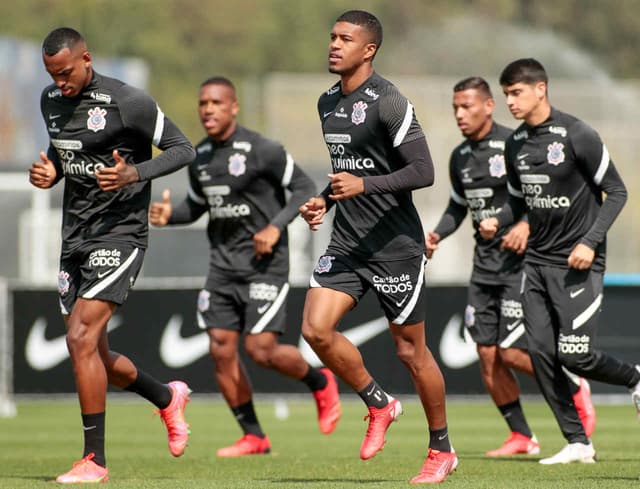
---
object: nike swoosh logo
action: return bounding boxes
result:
[323,111,333,118]
[97,269,113,279]
[570,288,585,299]
[438,314,478,369]
[49,114,61,120]
[506,320,520,331]
[159,315,209,368]
[517,153,529,160]
[83,425,97,431]
[257,303,271,314]
[297,317,389,367]
[395,295,408,307]
[25,316,123,371]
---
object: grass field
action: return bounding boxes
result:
[1,396,639,488]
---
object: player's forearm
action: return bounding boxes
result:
[167,199,206,225]
[136,142,195,181]
[434,200,467,240]
[581,168,627,249]
[271,167,317,230]
[363,137,434,194]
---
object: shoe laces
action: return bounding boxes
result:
[72,453,96,470]
[417,449,443,477]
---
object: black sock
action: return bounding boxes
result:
[357,379,389,408]
[82,412,106,467]
[231,400,265,437]
[429,425,452,452]
[124,369,172,409]
[302,366,327,392]
[498,399,532,438]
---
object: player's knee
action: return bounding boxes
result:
[65,324,94,357]
[301,321,330,350]
[245,343,273,367]
[395,342,418,367]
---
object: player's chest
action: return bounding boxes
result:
[513,135,575,182]
[455,147,507,190]
[195,148,260,192]
[322,98,381,142]
[46,100,123,151]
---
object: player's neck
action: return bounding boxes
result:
[525,101,551,127]
[340,64,374,95]
[469,119,493,142]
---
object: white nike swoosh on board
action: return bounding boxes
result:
[159,315,209,368]
[25,316,123,371]
[297,317,389,368]
[438,313,478,369]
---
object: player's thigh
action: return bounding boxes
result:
[521,265,557,355]
[364,254,427,326]
[197,275,243,332]
[497,278,527,350]
[549,267,602,356]
[465,281,500,346]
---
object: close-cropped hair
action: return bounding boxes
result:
[336,10,383,50]
[453,76,493,99]
[499,58,548,86]
[201,76,235,92]
[42,27,85,56]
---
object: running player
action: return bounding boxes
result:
[149,76,340,457]
[28,28,194,483]
[479,58,640,464]
[426,77,595,456]
[299,10,456,484]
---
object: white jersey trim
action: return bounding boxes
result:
[187,185,206,206]
[281,153,294,187]
[83,248,140,299]
[392,255,426,325]
[152,105,165,146]
[250,282,290,334]
[393,102,414,148]
[450,187,466,206]
[593,144,610,186]
[507,181,524,198]
[572,293,603,330]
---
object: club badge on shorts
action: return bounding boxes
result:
[87,107,107,132]
[315,255,335,274]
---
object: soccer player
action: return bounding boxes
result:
[149,76,340,457]
[426,77,595,456]
[479,58,640,464]
[299,10,457,484]
[28,28,195,483]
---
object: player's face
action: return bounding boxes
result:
[199,83,239,141]
[43,45,92,98]
[502,81,546,122]
[328,21,376,75]
[452,89,494,141]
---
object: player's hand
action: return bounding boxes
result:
[253,224,281,259]
[149,189,173,226]
[299,197,327,231]
[501,220,529,255]
[425,231,440,259]
[568,243,595,270]
[479,217,499,240]
[96,150,140,191]
[327,172,364,200]
[29,151,57,189]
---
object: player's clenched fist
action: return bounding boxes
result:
[478,217,499,240]
[299,197,327,231]
[29,151,57,189]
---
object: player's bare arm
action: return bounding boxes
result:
[299,196,327,231]
[149,189,173,226]
[327,172,364,200]
[253,224,281,258]
[29,151,58,189]
[567,242,595,270]
[500,220,529,255]
[425,231,440,259]
[96,149,140,191]
[479,217,499,240]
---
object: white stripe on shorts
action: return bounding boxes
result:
[83,248,140,299]
[250,282,290,334]
[499,322,526,349]
[572,293,603,330]
[392,255,426,325]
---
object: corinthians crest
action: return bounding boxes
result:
[547,141,565,165]
[228,152,247,176]
[488,154,506,178]
[87,107,107,132]
[351,101,368,125]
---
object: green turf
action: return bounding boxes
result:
[1,397,639,488]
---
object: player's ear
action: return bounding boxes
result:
[363,43,377,63]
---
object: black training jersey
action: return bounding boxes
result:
[41,71,194,252]
[179,125,316,278]
[318,72,428,261]
[436,122,522,283]
[501,108,627,273]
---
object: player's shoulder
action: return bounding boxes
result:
[318,80,341,111]
[40,83,62,104]
[94,72,153,105]
[551,108,597,141]
[451,139,472,162]
[234,125,280,152]
[491,122,513,140]
[506,122,529,146]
